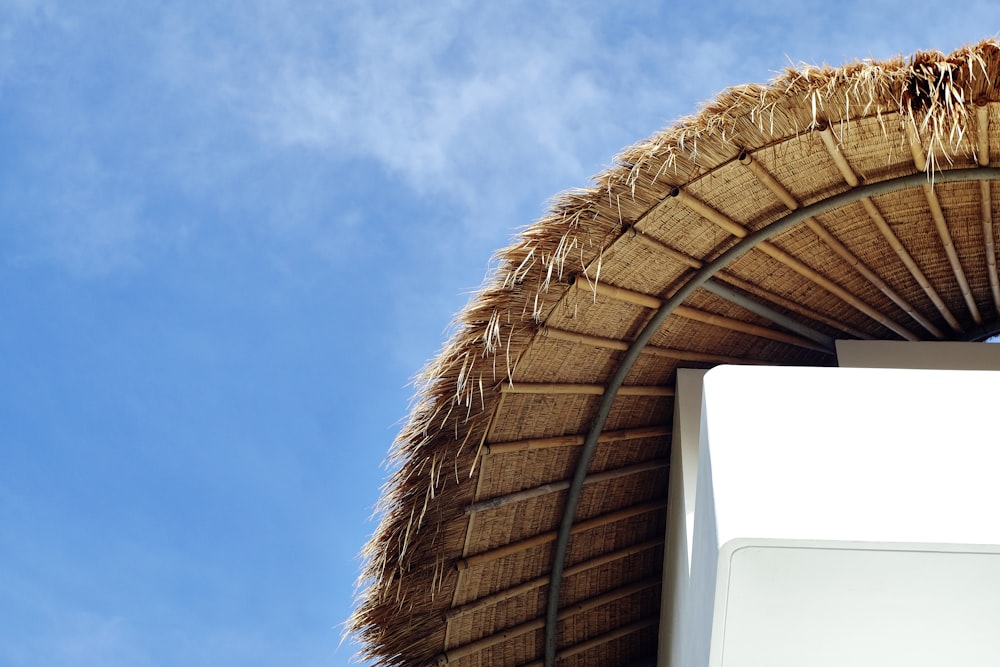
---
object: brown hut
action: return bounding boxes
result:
[350,39,1000,666]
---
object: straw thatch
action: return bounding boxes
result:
[351,39,1000,666]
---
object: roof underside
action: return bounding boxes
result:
[352,39,1000,666]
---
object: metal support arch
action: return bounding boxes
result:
[542,166,1000,666]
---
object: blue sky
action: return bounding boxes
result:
[0,2,996,665]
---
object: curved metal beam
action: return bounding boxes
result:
[542,166,1000,666]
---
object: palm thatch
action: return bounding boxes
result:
[351,39,1000,666]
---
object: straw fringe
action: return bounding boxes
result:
[349,39,1000,665]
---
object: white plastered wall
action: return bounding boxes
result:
[658,341,1000,667]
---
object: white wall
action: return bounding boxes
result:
[700,365,1000,667]
[658,345,1000,666]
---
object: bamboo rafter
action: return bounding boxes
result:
[633,232,870,338]
[464,460,667,515]
[673,187,918,339]
[575,280,827,350]
[977,104,1000,315]
[454,500,664,571]
[444,537,664,621]
[819,127,962,332]
[437,578,659,663]
[738,148,945,338]
[485,424,670,455]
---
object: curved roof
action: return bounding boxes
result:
[351,39,1000,666]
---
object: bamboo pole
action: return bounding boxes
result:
[981,180,1000,315]
[438,578,659,663]
[923,182,981,325]
[819,127,860,186]
[543,326,752,363]
[576,279,661,309]
[674,304,828,351]
[454,500,664,571]
[675,185,917,340]
[820,126,960,332]
[904,119,928,172]
[739,150,800,209]
[499,383,673,397]
[978,105,1000,316]
[485,424,670,455]
[464,460,667,515]
[902,123,980,325]
[635,232,870,338]
[444,537,663,621]
[802,216,944,337]
[500,383,604,395]
[978,104,991,167]
[740,147,943,337]
[716,267,871,339]
[578,281,827,351]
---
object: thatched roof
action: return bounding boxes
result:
[350,39,1000,666]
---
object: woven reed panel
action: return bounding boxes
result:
[509,337,621,385]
